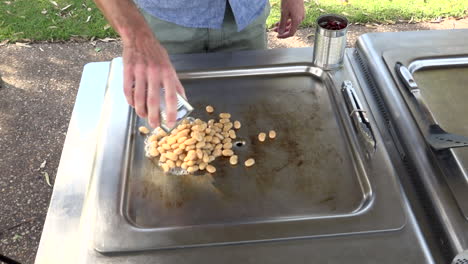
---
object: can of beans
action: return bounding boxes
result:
[312,14,349,70]
[159,90,194,133]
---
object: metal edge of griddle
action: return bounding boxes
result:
[347,48,442,263]
[92,57,406,253]
[356,31,468,262]
[350,47,450,263]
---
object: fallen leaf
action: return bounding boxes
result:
[48,25,58,29]
[42,171,52,187]
[86,15,91,23]
[384,19,396,24]
[100,37,116,42]
[40,160,47,169]
[430,17,443,23]
[4,1,11,4]
[41,9,47,15]
[15,42,31,48]
[306,33,315,39]
[94,47,102,52]
[319,8,326,13]
[0,39,9,46]
[341,11,351,16]
[49,0,58,6]
[103,24,111,30]
[408,16,414,24]
[365,24,378,29]
[39,47,44,51]
[61,4,72,11]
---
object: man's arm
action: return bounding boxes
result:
[93,0,185,128]
[273,0,305,38]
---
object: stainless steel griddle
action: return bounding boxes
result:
[35,29,468,264]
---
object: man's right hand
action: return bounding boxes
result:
[123,31,186,129]
[93,0,186,129]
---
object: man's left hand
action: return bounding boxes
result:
[273,0,305,38]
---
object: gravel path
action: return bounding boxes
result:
[1,18,467,263]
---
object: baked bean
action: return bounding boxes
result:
[222,149,234,156]
[206,165,216,173]
[229,155,238,165]
[139,126,150,134]
[229,130,236,139]
[196,149,203,160]
[269,130,276,139]
[206,105,214,113]
[233,121,241,129]
[199,162,207,170]
[161,163,170,172]
[149,135,158,142]
[245,158,255,167]
[258,132,266,142]
[219,113,231,119]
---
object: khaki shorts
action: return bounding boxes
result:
[141,3,270,54]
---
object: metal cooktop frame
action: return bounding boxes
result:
[92,57,406,253]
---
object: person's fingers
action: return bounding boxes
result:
[288,16,301,37]
[147,71,161,128]
[273,20,292,32]
[277,12,289,35]
[163,75,178,129]
[134,66,148,118]
[123,65,135,107]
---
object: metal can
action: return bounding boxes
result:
[312,14,349,70]
[159,89,193,133]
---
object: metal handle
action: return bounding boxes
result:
[342,80,376,154]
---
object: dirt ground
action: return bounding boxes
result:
[1,18,467,263]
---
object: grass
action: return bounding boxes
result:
[268,0,468,27]
[0,0,117,42]
[0,0,467,42]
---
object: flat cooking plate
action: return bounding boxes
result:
[384,48,468,219]
[92,56,405,252]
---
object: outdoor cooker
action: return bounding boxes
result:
[35,29,468,264]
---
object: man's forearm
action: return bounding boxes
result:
[93,0,155,46]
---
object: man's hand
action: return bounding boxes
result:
[93,0,185,129]
[273,0,305,38]
[123,32,185,129]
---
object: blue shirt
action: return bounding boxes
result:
[135,0,268,31]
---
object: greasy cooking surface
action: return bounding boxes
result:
[125,74,367,228]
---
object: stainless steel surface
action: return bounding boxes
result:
[396,63,468,149]
[93,56,404,252]
[313,15,348,70]
[356,29,468,261]
[341,80,376,155]
[36,47,436,264]
[408,57,468,73]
